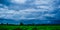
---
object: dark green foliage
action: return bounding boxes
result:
[13,28,22,30]
[20,22,24,26]
[13,28,28,30]
[0,28,8,30]
[32,27,38,30]
[24,28,28,30]
[52,28,60,30]
[0,24,60,30]
[0,23,3,25]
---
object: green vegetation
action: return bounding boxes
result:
[0,25,60,30]
[0,23,60,30]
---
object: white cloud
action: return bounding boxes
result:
[0,5,56,20]
[0,7,45,20]
[58,5,60,8]
[0,4,3,6]
[34,0,55,5]
[44,14,55,17]
[0,0,58,20]
[11,0,27,4]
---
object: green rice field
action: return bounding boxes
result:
[0,25,60,30]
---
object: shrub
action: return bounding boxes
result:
[0,28,8,30]
[32,27,38,30]
[24,28,28,30]
[52,28,60,30]
[13,28,22,30]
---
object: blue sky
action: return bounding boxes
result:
[0,0,60,24]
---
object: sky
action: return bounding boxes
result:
[0,0,60,24]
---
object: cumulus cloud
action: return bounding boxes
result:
[0,0,60,20]
[0,6,56,20]
[58,5,60,8]
[34,0,60,5]
[11,0,27,4]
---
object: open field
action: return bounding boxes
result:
[0,25,60,30]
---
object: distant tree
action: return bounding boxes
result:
[41,24,46,26]
[32,23,35,26]
[6,23,8,25]
[26,23,35,26]
[20,22,24,26]
[1,23,3,25]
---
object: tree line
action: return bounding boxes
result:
[0,22,60,26]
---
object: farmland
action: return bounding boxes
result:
[0,25,60,30]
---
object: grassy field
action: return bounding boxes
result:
[0,25,60,30]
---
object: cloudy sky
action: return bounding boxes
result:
[0,0,60,24]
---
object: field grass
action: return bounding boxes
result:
[0,25,60,30]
